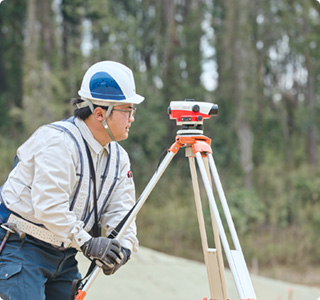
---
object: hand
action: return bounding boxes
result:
[81,237,122,267]
[102,247,131,275]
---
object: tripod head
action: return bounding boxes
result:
[168,99,218,135]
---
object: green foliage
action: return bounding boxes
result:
[227,188,264,235]
[0,137,20,185]
[136,164,204,261]
[0,0,26,131]
[0,0,320,276]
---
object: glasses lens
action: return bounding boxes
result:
[130,108,136,118]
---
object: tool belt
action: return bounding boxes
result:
[0,200,64,247]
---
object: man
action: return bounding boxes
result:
[0,61,144,299]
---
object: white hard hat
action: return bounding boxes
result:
[78,61,144,106]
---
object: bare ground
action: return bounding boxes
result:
[76,246,320,300]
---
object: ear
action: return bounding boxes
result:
[93,107,106,122]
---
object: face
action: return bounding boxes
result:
[106,103,135,141]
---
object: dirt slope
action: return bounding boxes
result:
[76,247,320,300]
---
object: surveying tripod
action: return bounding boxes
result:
[74,100,258,300]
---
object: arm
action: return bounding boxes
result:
[11,126,91,249]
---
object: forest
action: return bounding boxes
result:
[0,0,320,286]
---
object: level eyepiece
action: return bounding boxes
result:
[209,104,219,116]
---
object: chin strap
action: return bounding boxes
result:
[102,120,116,141]
[102,106,116,141]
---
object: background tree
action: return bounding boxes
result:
[0,0,319,285]
[0,0,26,135]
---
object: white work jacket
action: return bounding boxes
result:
[1,117,138,252]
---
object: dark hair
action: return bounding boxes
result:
[71,98,109,120]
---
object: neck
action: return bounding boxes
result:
[84,115,112,146]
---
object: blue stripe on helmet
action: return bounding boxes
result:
[89,71,125,100]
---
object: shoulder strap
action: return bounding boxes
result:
[83,140,100,238]
[46,119,91,220]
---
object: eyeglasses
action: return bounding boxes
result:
[112,107,136,118]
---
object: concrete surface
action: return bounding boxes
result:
[76,247,320,300]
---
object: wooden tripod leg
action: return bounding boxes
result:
[188,153,228,300]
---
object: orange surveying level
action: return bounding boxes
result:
[75,99,258,300]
